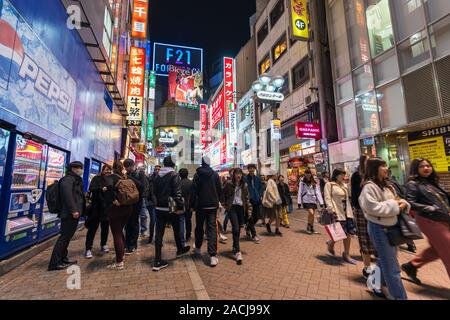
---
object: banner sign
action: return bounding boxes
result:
[228,111,237,146]
[200,104,207,149]
[220,135,227,165]
[153,43,203,77]
[296,122,321,140]
[147,112,154,140]
[131,0,148,39]
[210,89,224,129]
[126,46,146,126]
[0,0,76,140]
[224,57,235,130]
[168,67,203,107]
[290,0,309,41]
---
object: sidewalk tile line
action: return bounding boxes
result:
[184,256,210,300]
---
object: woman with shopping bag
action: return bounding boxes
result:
[324,169,357,264]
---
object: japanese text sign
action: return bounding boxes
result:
[131,0,148,39]
[127,46,146,126]
[295,122,321,140]
[290,0,309,41]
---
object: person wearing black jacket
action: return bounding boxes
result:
[48,161,85,271]
[277,175,291,228]
[84,164,112,259]
[152,156,190,271]
[147,165,159,244]
[192,157,222,267]
[123,159,144,255]
[179,168,193,246]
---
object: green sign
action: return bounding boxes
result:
[147,112,154,140]
[150,71,156,89]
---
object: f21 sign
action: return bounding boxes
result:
[295,122,321,140]
[153,43,203,77]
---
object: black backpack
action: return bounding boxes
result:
[46,179,63,214]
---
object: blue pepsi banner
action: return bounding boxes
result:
[0,0,76,140]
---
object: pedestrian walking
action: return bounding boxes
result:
[179,168,193,246]
[192,157,222,267]
[84,164,112,259]
[123,159,144,255]
[48,161,85,271]
[402,158,450,284]
[105,160,139,270]
[147,165,160,244]
[298,169,324,234]
[277,175,291,228]
[221,168,252,264]
[139,167,150,238]
[319,171,330,200]
[351,155,377,278]
[244,164,263,242]
[259,175,267,226]
[152,156,190,271]
[262,174,282,236]
[324,169,357,264]
[359,158,409,300]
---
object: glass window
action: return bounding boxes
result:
[345,0,371,68]
[424,0,450,22]
[355,91,380,136]
[280,73,290,96]
[336,74,354,103]
[244,129,251,150]
[259,55,271,75]
[366,0,395,57]
[338,101,359,139]
[377,81,407,129]
[292,58,310,89]
[398,30,430,72]
[392,0,426,41]
[329,0,351,78]
[430,15,450,59]
[272,34,288,63]
[373,49,399,86]
[257,20,269,46]
[103,6,113,59]
[353,63,375,95]
[270,0,285,27]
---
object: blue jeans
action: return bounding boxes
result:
[140,199,149,235]
[367,221,407,300]
[180,210,193,247]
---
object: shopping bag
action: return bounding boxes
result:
[324,222,347,242]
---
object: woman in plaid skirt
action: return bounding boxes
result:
[351,155,377,279]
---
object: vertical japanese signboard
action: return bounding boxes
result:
[200,104,207,149]
[223,57,235,130]
[290,0,309,41]
[127,47,146,126]
[210,89,224,129]
[131,0,148,39]
[147,112,154,140]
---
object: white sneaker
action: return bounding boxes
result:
[235,252,243,265]
[219,234,228,242]
[210,256,219,267]
[101,245,110,253]
[85,250,93,259]
[253,236,260,243]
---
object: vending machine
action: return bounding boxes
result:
[37,146,68,242]
[0,134,44,259]
[0,128,11,198]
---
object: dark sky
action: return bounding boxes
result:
[149,0,256,74]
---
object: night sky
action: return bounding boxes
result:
[149,0,256,74]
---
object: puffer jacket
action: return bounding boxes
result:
[192,164,222,210]
[221,181,252,217]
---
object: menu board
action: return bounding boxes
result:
[408,136,449,172]
[0,128,11,191]
[12,136,43,189]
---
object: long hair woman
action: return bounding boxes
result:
[262,174,283,236]
[298,169,324,234]
[359,158,409,299]
[402,158,450,284]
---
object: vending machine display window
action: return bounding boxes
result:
[0,128,11,191]
[11,136,43,190]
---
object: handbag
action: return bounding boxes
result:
[318,208,336,225]
[385,209,423,246]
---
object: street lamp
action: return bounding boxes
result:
[252,74,286,175]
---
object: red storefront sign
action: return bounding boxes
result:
[126,46,146,126]
[200,104,207,149]
[210,89,224,128]
[131,0,148,39]
[220,135,227,165]
[295,122,321,140]
[223,57,234,129]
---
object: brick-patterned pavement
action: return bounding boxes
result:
[0,209,449,300]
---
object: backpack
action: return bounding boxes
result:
[115,175,139,205]
[46,180,63,214]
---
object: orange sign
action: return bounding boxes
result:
[131,0,148,39]
[127,46,146,126]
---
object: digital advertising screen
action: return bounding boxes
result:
[153,43,203,77]
[168,67,203,108]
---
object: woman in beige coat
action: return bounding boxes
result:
[324,168,357,264]
[262,174,283,236]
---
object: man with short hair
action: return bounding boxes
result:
[244,164,263,242]
[48,161,85,271]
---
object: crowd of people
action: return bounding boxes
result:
[47,155,450,300]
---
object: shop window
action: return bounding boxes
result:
[424,0,450,22]
[398,30,430,73]
[373,49,399,86]
[240,107,246,123]
[366,0,395,58]
[292,58,310,90]
[353,63,374,95]
[244,129,251,150]
[336,74,354,104]
[270,0,285,28]
[377,81,407,130]
[430,15,450,59]
[338,101,358,139]
[345,0,371,68]
[392,0,426,41]
[257,20,269,47]
[355,91,380,136]
[281,125,295,139]
[272,34,288,63]
[259,55,271,75]
[329,0,351,78]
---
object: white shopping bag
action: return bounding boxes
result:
[324,222,347,242]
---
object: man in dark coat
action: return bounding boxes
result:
[48,161,85,271]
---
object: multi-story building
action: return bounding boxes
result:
[326,0,450,187]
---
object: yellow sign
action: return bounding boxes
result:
[290,0,309,40]
[289,144,302,153]
[408,136,449,172]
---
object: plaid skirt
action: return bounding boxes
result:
[353,207,377,255]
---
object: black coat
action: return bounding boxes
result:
[192,165,222,210]
[406,179,450,223]
[88,174,110,220]
[154,169,184,210]
[180,178,193,211]
[59,171,85,219]
[277,182,290,206]
[350,172,363,209]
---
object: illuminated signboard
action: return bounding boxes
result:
[126,46,146,126]
[295,122,322,140]
[290,0,309,41]
[147,112,154,140]
[153,42,203,77]
[210,89,224,129]
[224,57,235,130]
[131,0,148,39]
[168,67,203,106]
[200,104,207,149]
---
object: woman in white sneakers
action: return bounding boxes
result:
[298,169,324,234]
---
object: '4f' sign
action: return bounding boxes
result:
[296,19,306,30]
[67,5,81,30]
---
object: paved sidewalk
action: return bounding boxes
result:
[0,209,448,300]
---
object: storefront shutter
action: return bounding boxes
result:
[436,55,450,115]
